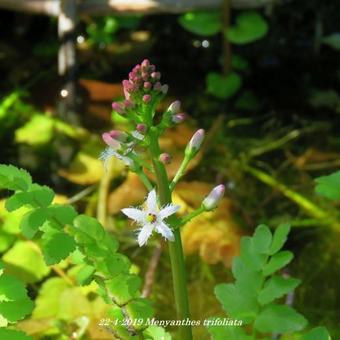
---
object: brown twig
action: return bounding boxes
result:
[142,241,164,298]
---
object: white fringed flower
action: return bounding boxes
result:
[122,189,180,246]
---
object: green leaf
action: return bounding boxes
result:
[76,265,96,286]
[143,325,171,340]
[20,208,48,239]
[0,164,32,191]
[226,11,268,45]
[214,283,259,323]
[240,236,267,271]
[263,251,293,276]
[106,274,141,306]
[232,256,264,298]
[231,54,249,71]
[252,224,272,254]
[269,223,291,255]
[315,171,340,200]
[0,297,34,322]
[300,327,331,340]
[322,33,340,51]
[0,274,28,301]
[5,185,54,211]
[15,114,54,146]
[42,231,76,265]
[73,215,106,241]
[96,254,130,277]
[0,329,32,340]
[206,72,242,99]
[258,276,300,305]
[47,204,77,225]
[254,304,307,333]
[32,277,69,319]
[2,241,50,283]
[206,318,252,340]
[125,298,154,330]
[72,215,118,254]
[178,11,221,36]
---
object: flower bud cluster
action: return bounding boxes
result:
[112,59,169,117]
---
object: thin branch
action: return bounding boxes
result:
[142,241,164,298]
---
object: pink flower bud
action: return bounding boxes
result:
[159,153,171,164]
[141,59,150,68]
[151,72,161,80]
[107,130,128,142]
[202,184,225,210]
[168,100,181,114]
[161,84,169,94]
[144,82,152,90]
[136,124,147,133]
[112,102,125,114]
[186,129,205,155]
[153,82,162,91]
[102,132,121,149]
[143,94,152,103]
[123,99,134,108]
[172,113,186,124]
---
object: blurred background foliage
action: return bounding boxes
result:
[0,1,340,338]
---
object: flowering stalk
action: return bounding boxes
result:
[100,60,225,340]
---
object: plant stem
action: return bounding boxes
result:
[170,157,191,191]
[148,128,193,340]
[179,206,205,227]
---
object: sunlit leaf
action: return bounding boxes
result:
[15,115,54,146]
[179,11,221,36]
[2,241,50,283]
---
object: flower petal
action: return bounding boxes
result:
[138,224,154,246]
[159,204,180,219]
[121,208,146,223]
[146,189,158,214]
[155,222,175,241]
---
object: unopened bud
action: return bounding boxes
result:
[136,124,147,134]
[159,153,171,164]
[172,113,186,124]
[202,184,225,211]
[168,100,181,114]
[112,102,125,114]
[102,132,122,149]
[151,72,161,80]
[153,82,162,91]
[143,94,152,103]
[141,59,150,68]
[185,129,205,156]
[144,82,152,90]
[123,99,134,108]
[161,84,169,94]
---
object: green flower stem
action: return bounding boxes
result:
[135,169,153,192]
[148,128,193,340]
[170,156,191,192]
[178,206,205,228]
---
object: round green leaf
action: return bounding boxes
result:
[301,327,331,340]
[0,329,32,340]
[179,11,221,36]
[206,72,242,99]
[226,11,268,45]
